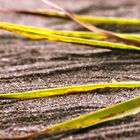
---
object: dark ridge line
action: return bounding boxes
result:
[68,127,140,140]
[1,105,104,118]
[60,120,140,140]
[32,120,140,140]
[0,59,140,80]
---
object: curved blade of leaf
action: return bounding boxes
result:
[1,21,140,40]
[41,0,140,47]
[1,8,140,25]
[38,95,140,135]
[1,95,140,140]
[0,22,140,51]
[0,82,140,99]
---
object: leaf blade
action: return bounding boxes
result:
[0,22,140,51]
[38,95,140,134]
[1,9,140,25]
[0,81,140,99]
[41,0,140,47]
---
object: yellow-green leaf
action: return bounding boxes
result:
[0,22,140,51]
[42,95,140,134]
[0,81,140,99]
[2,9,140,25]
